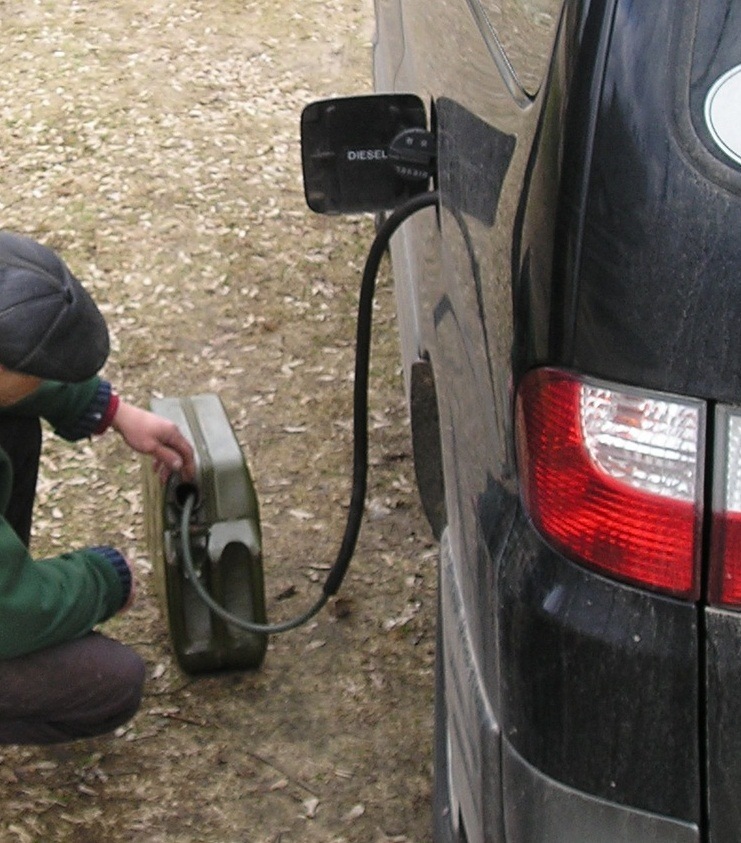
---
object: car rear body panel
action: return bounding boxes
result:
[372,0,741,839]
[500,511,699,819]
[568,0,741,401]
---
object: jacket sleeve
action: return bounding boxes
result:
[0,523,131,659]
[0,377,129,659]
[0,377,117,440]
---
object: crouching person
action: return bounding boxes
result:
[0,231,195,745]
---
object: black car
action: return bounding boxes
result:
[303,0,741,840]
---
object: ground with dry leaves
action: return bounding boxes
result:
[0,2,437,841]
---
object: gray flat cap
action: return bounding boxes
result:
[0,231,109,382]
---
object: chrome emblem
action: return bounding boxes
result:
[705,65,741,167]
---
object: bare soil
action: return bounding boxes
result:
[0,2,437,841]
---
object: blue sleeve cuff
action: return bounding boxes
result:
[55,380,114,441]
[89,545,131,611]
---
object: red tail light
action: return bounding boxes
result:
[515,368,704,598]
[709,407,741,606]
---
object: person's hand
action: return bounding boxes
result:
[111,400,196,483]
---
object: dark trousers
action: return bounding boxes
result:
[0,416,145,745]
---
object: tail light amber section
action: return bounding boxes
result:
[515,368,704,598]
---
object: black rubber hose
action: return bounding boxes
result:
[180,189,440,634]
[323,189,440,595]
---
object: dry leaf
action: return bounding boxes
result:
[344,803,365,821]
[303,797,320,819]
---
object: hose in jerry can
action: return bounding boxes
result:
[180,189,440,635]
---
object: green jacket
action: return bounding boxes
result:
[0,378,131,660]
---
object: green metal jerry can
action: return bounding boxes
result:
[143,393,268,673]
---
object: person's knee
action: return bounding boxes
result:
[119,649,146,718]
[0,636,147,745]
[96,643,146,728]
[67,636,146,739]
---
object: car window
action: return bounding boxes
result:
[468,0,563,95]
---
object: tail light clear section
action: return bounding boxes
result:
[709,407,741,606]
[515,368,705,598]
